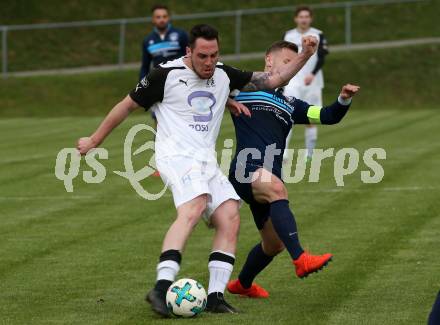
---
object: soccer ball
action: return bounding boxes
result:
[166,278,207,317]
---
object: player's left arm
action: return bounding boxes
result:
[305,33,329,85]
[241,36,318,91]
[291,84,360,125]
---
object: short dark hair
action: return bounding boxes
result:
[189,24,219,49]
[295,5,313,17]
[266,40,298,55]
[151,4,169,13]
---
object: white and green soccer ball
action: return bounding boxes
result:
[166,278,207,317]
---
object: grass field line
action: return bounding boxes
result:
[0,185,438,202]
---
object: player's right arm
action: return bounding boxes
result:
[77,96,139,155]
[77,67,167,155]
[241,35,318,91]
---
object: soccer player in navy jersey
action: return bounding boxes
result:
[226,40,360,298]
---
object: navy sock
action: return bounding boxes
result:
[270,199,304,260]
[238,243,274,289]
[429,290,440,325]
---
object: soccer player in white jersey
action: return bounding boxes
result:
[283,6,329,162]
[76,24,318,317]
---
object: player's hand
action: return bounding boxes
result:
[304,74,315,86]
[301,36,318,57]
[340,84,360,100]
[77,136,98,155]
[226,98,251,117]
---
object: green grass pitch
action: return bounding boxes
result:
[1,107,439,324]
[1,46,440,323]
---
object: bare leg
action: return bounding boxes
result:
[210,199,240,254]
[161,194,208,252]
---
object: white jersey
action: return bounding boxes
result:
[129,57,252,162]
[284,27,326,89]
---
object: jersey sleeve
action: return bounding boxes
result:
[312,33,329,75]
[218,64,253,91]
[129,67,169,110]
[290,98,312,124]
[290,97,350,125]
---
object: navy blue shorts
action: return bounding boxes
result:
[229,163,270,230]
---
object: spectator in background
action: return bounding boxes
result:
[140,4,188,127]
[282,6,329,163]
[140,4,188,80]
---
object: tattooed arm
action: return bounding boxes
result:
[241,35,318,91]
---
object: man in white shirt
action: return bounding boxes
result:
[76,24,318,317]
[283,6,329,162]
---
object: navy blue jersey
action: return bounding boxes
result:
[139,24,188,80]
[230,89,350,179]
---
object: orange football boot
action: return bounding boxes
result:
[227,279,269,298]
[293,252,333,278]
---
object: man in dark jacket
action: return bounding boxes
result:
[140,4,188,80]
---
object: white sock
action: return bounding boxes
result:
[283,128,294,161]
[156,260,180,282]
[305,126,318,158]
[208,251,235,295]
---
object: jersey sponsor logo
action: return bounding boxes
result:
[189,124,209,132]
[169,32,179,41]
[187,91,216,122]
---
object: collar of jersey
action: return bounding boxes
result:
[153,23,172,36]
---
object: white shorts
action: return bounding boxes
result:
[156,156,240,223]
[285,86,323,107]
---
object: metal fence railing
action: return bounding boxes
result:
[0,0,428,79]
